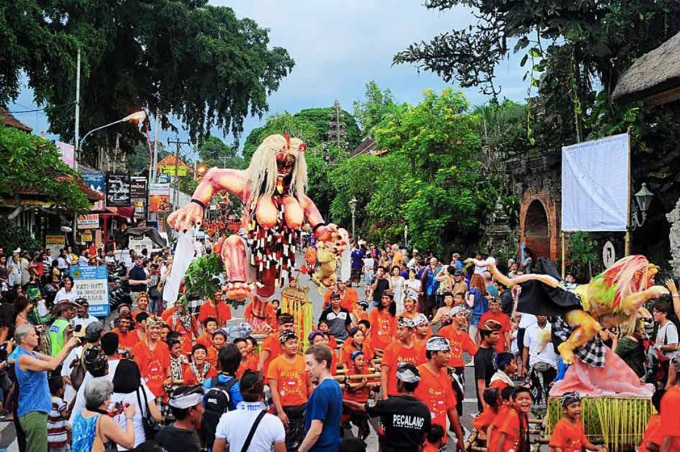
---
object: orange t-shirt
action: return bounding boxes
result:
[182,362,218,386]
[196,333,212,349]
[206,345,219,369]
[382,341,426,396]
[131,309,151,322]
[112,328,137,352]
[339,341,375,369]
[479,311,511,353]
[330,352,340,376]
[415,364,456,443]
[549,418,588,452]
[472,408,497,435]
[133,340,171,398]
[498,408,526,452]
[260,333,283,377]
[322,288,359,312]
[639,414,662,452]
[236,353,259,379]
[198,301,232,327]
[266,354,310,407]
[165,311,198,355]
[368,309,396,351]
[486,404,510,451]
[342,366,373,403]
[438,325,477,367]
[661,386,680,449]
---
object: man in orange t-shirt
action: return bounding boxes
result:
[162,303,199,356]
[258,312,294,377]
[414,336,464,451]
[381,316,426,398]
[112,316,136,355]
[438,305,477,369]
[133,317,171,399]
[661,359,680,451]
[198,291,232,327]
[478,298,511,353]
[266,330,311,451]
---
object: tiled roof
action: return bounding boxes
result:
[0,107,32,132]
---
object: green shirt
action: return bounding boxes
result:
[49,318,70,356]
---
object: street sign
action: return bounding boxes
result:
[70,266,110,317]
[603,241,616,268]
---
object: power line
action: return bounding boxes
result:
[8,102,75,114]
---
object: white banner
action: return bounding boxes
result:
[561,133,630,232]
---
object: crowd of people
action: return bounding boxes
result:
[0,239,679,451]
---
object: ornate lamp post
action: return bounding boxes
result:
[348,197,358,241]
[625,182,654,255]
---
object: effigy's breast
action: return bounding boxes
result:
[255,196,278,229]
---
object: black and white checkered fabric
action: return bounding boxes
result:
[552,317,606,368]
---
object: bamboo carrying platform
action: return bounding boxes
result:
[546,396,654,452]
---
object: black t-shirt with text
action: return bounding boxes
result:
[366,395,431,452]
[155,425,200,452]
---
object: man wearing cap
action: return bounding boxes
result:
[381,316,426,399]
[346,362,431,452]
[407,249,418,269]
[258,312,295,377]
[474,319,502,412]
[415,336,465,451]
[72,298,99,330]
[156,386,205,452]
[267,330,311,450]
[49,300,78,356]
[318,291,352,343]
[479,297,511,353]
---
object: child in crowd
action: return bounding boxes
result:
[47,376,70,452]
[489,352,517,391]
[423,424,445,452]
[549,392,607,452]
[486,386,515,451]
[472,387,501,445]
[638,390,664,452]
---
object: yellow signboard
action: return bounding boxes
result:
[81,230,93,242]
[45,235,65,246]
[160,166,188,177]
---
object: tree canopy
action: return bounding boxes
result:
[0,0,294,159]
[0,124,91,216]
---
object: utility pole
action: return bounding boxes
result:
[151,108,160,183]
[167,138,190,210]
[74,47,81,171]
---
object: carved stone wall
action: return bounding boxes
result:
[666,198,680,274]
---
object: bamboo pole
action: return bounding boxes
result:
[334,373,380,381]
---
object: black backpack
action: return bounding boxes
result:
[201,376,239,447]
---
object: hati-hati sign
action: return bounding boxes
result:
[70,266,110,317]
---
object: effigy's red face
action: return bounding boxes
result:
[276,153,296,177]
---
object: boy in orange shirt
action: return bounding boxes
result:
[486,387,515,452]
[639,390,665,452]
[660,357,680,452]
[549,392,607,452]
[234,337,258,379]
[266,330,311,451]
[196,317,218,348]
[258,313,294,377]
[380,317,426,398]
[423,424,445,452]
[495,387,531,452]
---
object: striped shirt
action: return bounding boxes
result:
[47,396,69,448]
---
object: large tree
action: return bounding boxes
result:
[1,0,294,159]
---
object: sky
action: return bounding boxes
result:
[7,0,529,154]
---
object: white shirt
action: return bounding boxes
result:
[68,359,120,424]
[656,321,679,359]
[517,313,537,329]
[523,323,557,368]
[61,345,83,403]
[57,257,69,270]
[215,402,285,452]
[72,315,99,330]
[78,256,89,266]
[54,288,79,304]
[110,384,156,450]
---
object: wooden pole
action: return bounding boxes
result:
[561,231,566,278]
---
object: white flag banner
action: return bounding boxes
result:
[561,133,630,232]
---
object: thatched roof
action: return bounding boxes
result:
[613,31,680,106]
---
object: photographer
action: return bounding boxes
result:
[15,324,80,451]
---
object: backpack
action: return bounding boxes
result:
[200,376,239,447]
[69,352,86,391]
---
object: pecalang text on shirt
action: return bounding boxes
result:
[392,414,425,429]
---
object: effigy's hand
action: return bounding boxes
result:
[167,202,204,231]
[316,224,348,256]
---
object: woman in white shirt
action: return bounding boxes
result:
[110,360,163,449]
[54,276,79,303]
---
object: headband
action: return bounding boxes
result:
[279,330,298,344]
[169,390,205,409]
[561,391,581,408]
[426,336,451,352]
[412,314,429,327]
[396,363,420,383]
[397,316,415,329]
[350,350,364,361]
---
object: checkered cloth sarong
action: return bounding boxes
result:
[552,317,606,367]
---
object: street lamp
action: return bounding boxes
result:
[348,197,358,241]
[631,183,654,230]
[76,111,146,169]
